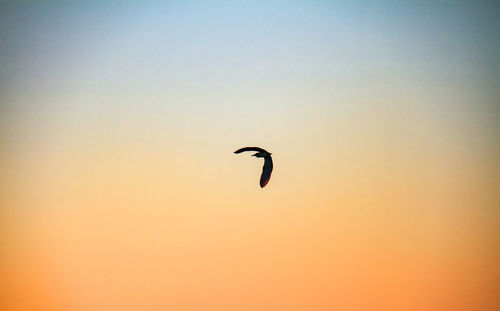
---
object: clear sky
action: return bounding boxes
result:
[1,1,499,310]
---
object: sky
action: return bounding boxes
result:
[1,1,499,310]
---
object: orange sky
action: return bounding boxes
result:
[1,1,499,311]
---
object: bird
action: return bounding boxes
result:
[234,147,273,188]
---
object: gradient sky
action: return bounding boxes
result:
[1,1,499,311]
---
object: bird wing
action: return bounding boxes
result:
[260,156,273,188]
[234,146,268,154]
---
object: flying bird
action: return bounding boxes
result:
[234,147,273,188]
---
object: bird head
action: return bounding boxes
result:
[252,151,271,158]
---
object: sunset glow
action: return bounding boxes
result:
[1,1,499,310]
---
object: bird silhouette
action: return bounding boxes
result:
[234,147,273,188]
